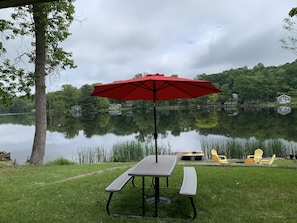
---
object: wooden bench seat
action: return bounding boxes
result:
[105,167,134,216]
[179,167,197,220]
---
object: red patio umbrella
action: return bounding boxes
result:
[91,73,221,162]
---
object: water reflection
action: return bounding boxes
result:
[277,106,291,115]
[1,107,297,164]
[1,125,202,164]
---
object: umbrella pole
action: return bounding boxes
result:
[154,101,158,163]
[153,84,159,216]
[153,85,158,163]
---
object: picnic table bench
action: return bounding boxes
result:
[179,167,198,220]
[105,167,135,216]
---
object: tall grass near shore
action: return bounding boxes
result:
[201,137,296,159]
[77,140,171,164]
[77,146,108,164]
[77,137,296,164]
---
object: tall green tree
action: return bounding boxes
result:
[61,84,80,109]
[80,84,98,117]
[233,74,270,102]
[0,1,76,164]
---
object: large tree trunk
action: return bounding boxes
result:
[30,4,47,164]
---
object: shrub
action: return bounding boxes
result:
[46,158,77,166]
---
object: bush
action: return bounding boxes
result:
[46,158,77,166]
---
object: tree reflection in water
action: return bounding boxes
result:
[1,107,297,163]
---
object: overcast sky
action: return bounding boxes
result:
[2,0,297,91]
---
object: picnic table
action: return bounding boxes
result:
[128,155,177,217]
[105,155,198,219]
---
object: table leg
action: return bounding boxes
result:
[146,177,172,217]
[142,177,145,216]
[155,177,159,217]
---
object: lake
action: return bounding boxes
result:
[1,106,296,164]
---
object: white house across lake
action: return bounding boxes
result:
[276,94,291,104]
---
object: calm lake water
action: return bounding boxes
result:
[1,106,296,164]
[1,124,212,164]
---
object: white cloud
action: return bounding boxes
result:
[1,0,296,91]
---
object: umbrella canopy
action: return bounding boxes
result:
[91,73,221,162]
[91,73,220,101]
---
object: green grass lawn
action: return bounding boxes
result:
[1,160,297,223]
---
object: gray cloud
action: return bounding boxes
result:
[1,1,296,90]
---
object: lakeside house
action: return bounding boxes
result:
[276,94,291,104]
[244,99,262,105]
[71,105,81,111]
[109,104,122,116]
[70,105,82,118]
[109,104,122,110]
[224,98,238,105]
[125,101,133,107]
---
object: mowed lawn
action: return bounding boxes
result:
[1,159,297,223]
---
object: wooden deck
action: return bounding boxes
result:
[180,151,204,161]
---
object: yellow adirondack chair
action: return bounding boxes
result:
[247,148,263,164]
[260,154,276,165]
[211,149,228,163]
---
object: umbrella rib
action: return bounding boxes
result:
[96,84,130,100]
[93,81,155,100]
[120,80,165,100]
[126,81,155,99]
[126,81,219,100]
[156,81,219,99]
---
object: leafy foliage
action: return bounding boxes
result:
[197,61,297,103]
[280,7,297,55]
[46,157,77,165]
[0,1,76,105]
[79,84,98,117]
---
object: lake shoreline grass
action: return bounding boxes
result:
[1,159,297,222]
